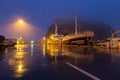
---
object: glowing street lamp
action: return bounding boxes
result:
[16,19,25,46]
[18,19,24,24]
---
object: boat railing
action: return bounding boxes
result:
[64,31,94,36]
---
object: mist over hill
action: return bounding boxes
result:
[46,19,112,40]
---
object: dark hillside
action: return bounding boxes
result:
[46,19,112,40]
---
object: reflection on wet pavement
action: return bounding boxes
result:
[0,44,120,80]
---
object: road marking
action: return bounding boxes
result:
[66,62,101,80]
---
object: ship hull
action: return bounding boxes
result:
[63,36,92,45]
[62,31,94,45]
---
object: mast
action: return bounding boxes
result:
[75,16,78,35]
[55,23,58,35]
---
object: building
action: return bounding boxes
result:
[107,37,120,49]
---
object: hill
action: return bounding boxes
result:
[46,19,112,40]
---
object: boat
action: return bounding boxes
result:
[48,23,63,44]
[62,16,94,45]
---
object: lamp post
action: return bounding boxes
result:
[17,19,25,46]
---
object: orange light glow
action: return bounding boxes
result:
[18,19,24,24]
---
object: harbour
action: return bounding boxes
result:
[0,16,120,79]
[0,44,120,80]
[0,1,120,80]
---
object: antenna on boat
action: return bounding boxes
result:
[55,23,58,35]
[74,16,78,35]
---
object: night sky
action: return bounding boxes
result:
[0,0,120,41]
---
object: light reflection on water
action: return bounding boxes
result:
[8,45,27,78]
[42,44,115,66]
[41,44,94,66]
[1,44,120,79]
[30,43,34,56]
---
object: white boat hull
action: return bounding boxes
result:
[62,31,94,45]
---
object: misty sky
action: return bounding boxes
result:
[0,0,120,41]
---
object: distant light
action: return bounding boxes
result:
[18,19,24,24]
[19,37,22,39]
[43,37,46,40]
[31,40,34,44]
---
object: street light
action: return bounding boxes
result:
[16,19,25,47]
[18,19,24,24]
[10,18,30,47]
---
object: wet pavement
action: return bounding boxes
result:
[0,44,120,80]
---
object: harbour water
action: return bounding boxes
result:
[0,44,120,80]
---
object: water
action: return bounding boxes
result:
[0,44,120,80]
